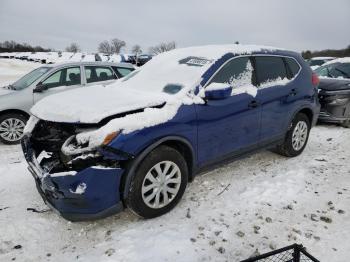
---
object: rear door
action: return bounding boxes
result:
[254,56,300,144]
[84,66,118,86]
[33,66,82,103]
[196,56,261,166]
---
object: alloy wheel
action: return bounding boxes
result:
[141,160,182,209]
[0,118,26,142]
[292,120,308,151]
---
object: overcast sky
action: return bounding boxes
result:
[0,0,349,53]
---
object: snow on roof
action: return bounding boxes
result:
[323,57,350,66]
[310,57,335,60]
[112,44,285,95]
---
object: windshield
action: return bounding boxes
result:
[315,63,350,79]
[12,67,51,90]
[118,48,218,95]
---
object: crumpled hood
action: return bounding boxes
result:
[318,77,350,91]
[30,84,168,124]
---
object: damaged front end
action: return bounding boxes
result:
[318,88,350,124]
[21,118,132,221]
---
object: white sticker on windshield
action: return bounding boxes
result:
[179,57,212,67]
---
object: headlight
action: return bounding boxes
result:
[61,135,94,156]
[102,131,121,146]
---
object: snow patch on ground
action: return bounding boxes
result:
[1,125,349,262]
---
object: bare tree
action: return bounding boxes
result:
[98,40,113,54]
[111,38,126,54]
[149,41,176,55]
[65,43,80,53]
[132,45,142,65]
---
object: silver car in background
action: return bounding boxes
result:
[0,62,135,144]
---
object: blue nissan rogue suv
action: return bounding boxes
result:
[22,45,320,221]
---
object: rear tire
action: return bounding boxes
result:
[126,145,188,219]
[0,113,28,145]
[341,119,350,128]
[274,113,311,157]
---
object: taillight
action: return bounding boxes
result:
[312,73,320,86]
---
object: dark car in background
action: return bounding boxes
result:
[315,58,350,127]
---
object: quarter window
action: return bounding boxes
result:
[255,56,287,85]
[85,66,117,83]
[208,57,254,88]
[112,66,134,77]
[285,58,300,78]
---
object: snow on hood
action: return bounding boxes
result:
[30,85,168,123]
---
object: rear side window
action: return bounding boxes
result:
[208,57,254,87]
[255,56,287,85]
[85,66,117,83]
[285,58,300,78]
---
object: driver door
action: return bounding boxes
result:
[33,66,82,103]
[196,56,261,167]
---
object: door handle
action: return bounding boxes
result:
[289,88,297,96]
[248,100,259,108]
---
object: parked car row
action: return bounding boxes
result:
[0,51,153,66]
[307,57,335,70]
[0,62,135,144]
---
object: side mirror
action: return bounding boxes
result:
[205,83,232,100]
[33,82,47,93]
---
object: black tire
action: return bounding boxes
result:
[0,113,28,145]
[126,145,188,219]
[341,119,350,128]
[274,113,311,157]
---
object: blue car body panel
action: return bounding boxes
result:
[23,49,320,221]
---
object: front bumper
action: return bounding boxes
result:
[22,136,125,221]
[318,110,349,123]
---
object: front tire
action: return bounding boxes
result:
[274,113,311,157]
[126,145,188,219]
[0,113,28,145]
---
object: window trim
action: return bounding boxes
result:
[203,54,302,89]
[41,65,83,88]
[84,65,118,84]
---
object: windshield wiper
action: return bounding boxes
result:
[7,84,16,90]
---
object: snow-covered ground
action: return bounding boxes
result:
[0,59,349,262]
[0,59,40,87]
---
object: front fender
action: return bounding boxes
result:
[120,135,195,199]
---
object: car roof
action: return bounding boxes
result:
[45,61,134,69]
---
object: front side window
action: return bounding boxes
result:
[42,67,81,89]
[12,67,50,90]
[85,66,117,83]
[208,57,254,88]
[255,56,287,85]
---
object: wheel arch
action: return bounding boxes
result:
[0,109,30,119]
[121,136,196,200]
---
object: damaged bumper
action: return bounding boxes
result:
[22,135,126,221]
